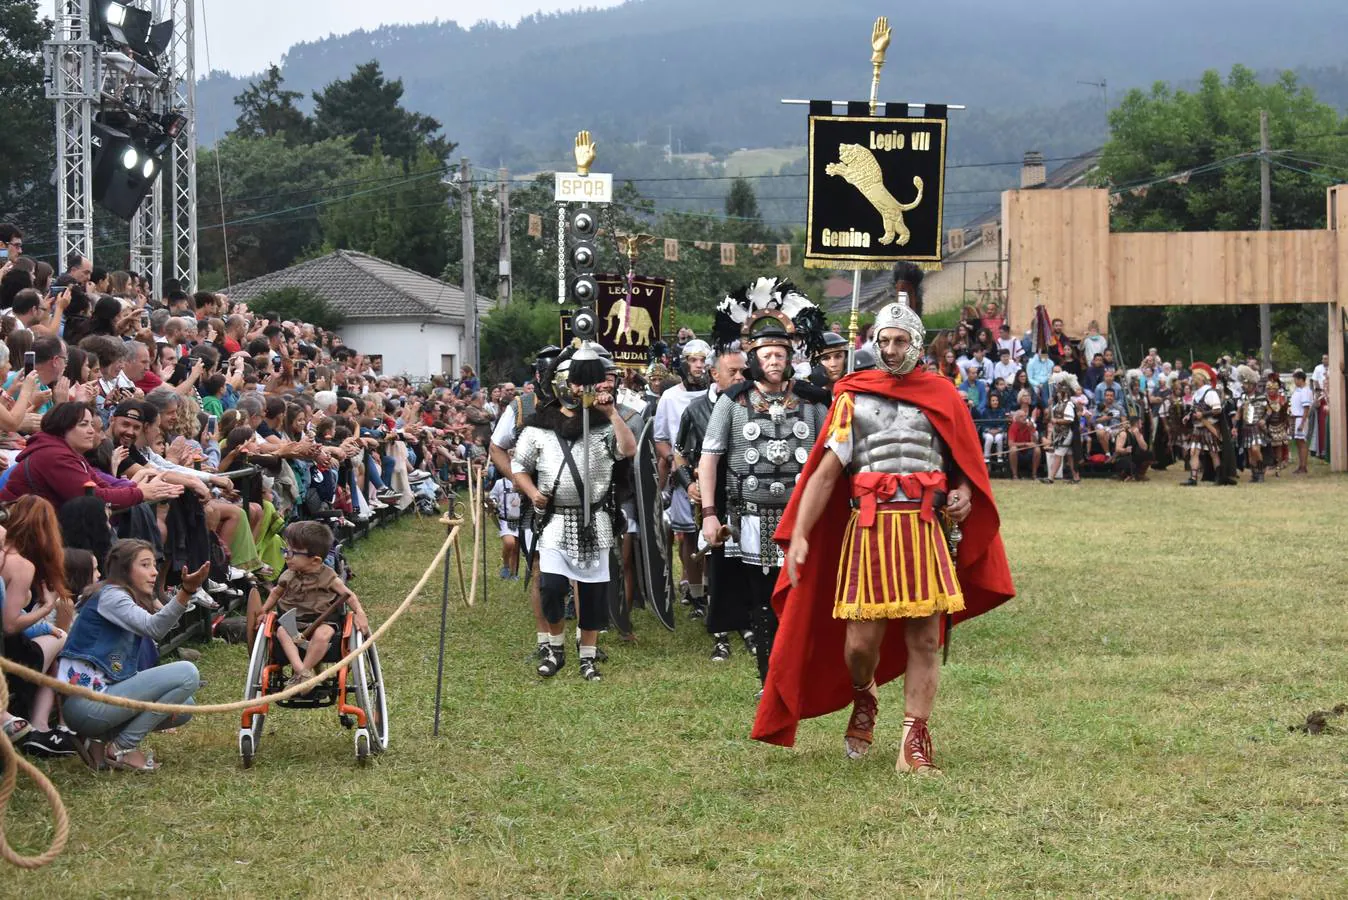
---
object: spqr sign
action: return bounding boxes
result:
[554,172,613,204]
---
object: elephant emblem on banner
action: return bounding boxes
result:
[604,299,655,346]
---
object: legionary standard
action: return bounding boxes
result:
[804,104,948,270]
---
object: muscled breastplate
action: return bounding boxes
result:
[849,395,946,475]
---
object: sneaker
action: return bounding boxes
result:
[679,581,692,606]
[689,601,706,620]
[205,580,243,598]
[537,647,566,677]
[227,566,250,581]
[369,499,389,510]
[579,657,602,681]
[500,566,512,580]
[710,639,731,662]
[19,729,78,758]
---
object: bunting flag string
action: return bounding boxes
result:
[719,243,736,266]
[527,214,542,238]
[663,238,679,261]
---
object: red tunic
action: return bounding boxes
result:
[751,369,1015,747]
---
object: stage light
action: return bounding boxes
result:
[92,121,163,221]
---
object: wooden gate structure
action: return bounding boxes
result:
[999,185,1348,472]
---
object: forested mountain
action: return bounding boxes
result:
[197,0,1348,175]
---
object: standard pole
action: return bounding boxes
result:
[498,167,511,307]
[846,18,892,372]
[431,525,452,736]
[1259,110,1273,371]
[460,156,479,374]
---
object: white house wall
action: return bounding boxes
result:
[336,320,465,380]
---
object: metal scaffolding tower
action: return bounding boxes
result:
[167,0,197,293]
[46,0,198,293]
[46,0,97,267]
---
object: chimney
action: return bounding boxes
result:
[1021,151,1046,189]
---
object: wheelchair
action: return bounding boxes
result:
[238,603,388,765]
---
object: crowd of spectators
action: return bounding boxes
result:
[930,311,1330,482]
[0,220,502,772]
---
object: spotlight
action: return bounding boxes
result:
[97,1,153,50]
[92,121,163,221]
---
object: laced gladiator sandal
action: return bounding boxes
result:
[578,657,602,681]
[537,647,565,678]
[896,716,943,776]
[844,682,878,760]
[710,637,731,662]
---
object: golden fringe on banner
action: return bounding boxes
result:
[804,258,942,272]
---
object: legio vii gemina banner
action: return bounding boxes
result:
[594,273,670,369]
[805,102,948,270]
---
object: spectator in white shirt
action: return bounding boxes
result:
[1289,369,1314,474]
[1311,354,1328,391]
[992,347,1020,385]
[995,324,1023,361]
[1080,321,1109,367]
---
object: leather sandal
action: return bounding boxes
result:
[896,716,942,776]
[105,744,159,773]
[844,682,878,760]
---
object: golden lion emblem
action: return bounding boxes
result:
[825,144,924,246]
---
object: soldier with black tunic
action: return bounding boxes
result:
[698,278,828,689]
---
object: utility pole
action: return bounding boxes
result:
[1259,109,1272,371]
[497,167,511,306]
[459,156,479,375]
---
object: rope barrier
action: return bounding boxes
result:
[0,525,459,869]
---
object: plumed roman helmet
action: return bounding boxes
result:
[871,292,925,376]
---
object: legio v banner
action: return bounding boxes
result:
[592,273,671,369]
[804,101,947,270]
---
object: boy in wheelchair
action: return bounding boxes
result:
[258,521,370,689]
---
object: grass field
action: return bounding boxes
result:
[7,465,1348,897]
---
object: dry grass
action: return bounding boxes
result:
[6,466,1348,897]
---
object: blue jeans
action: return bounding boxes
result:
[62,660,199,750]
[364,453,388,491]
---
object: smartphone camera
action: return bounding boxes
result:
[23,351,36,374]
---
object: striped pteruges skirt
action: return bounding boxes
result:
[833,493,966,621]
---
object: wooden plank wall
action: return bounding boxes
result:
[1110,231,1337,306]
[1002,189,1110,335]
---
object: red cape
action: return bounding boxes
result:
[750,369,1015,747]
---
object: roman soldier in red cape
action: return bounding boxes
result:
[751,290,1014,774]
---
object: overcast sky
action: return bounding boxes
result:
[195,0,623,75]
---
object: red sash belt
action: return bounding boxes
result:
[850,471,947,527]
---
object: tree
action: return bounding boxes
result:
[250,285,344,330]
[196,135,359,285]
[311,61,455,164]
[232,64,312,145]
[0,1,55,249]
[480,300,563,383]
[1097,66,1348,364]
[318,146,451,277]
